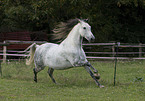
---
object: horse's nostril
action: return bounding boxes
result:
[90,37,95,42]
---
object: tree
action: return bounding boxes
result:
[0,0,145,43]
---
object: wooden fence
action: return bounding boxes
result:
[0,40,145,63]
[0,40,47,63]
[83,42,145,60]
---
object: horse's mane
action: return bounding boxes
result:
[52,18,79,43]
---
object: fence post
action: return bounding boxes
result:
[0,60,2,77]
[3,41,7,63]
[112,45,115,57]
[139,43,142,57]
[114,42,120,86]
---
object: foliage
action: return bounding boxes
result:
[0,60,144,100]
[0,0,145,43]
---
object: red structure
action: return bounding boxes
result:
[0,32,31,50]
[0,31,48,59]
[0,32,31,41]
[0,31,48,50]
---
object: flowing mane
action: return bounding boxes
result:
[52,18,79,42]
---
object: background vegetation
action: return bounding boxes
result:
[0,0,145,43]
[0,61,144,100]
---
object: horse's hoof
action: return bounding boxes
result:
[34,79,37,83]
[34,77,37,83]
[94,73,100,80]
[99,85,104,88]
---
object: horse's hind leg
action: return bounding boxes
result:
[48,68,56,84]
[33,66,45,83]
[33,68,37,82]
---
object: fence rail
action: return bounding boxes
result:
[1,40,145,62]
[4,40,47,44]
[83,42,145,60]
[0,40,46,62]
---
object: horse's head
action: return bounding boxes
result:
[78,19,95,42]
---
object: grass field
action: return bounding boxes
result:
[0,60,144,101]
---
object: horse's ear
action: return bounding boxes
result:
[78,19,82,23]
[84,18,89,22]
[84,19,89,22]
[78,18,89,23]
[78,19,82,22]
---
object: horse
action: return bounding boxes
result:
[26,18,104,88]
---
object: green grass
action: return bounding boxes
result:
[0,60,144,101]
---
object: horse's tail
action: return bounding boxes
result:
[26,43,39,65]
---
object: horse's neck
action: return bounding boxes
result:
[60,24,83,48]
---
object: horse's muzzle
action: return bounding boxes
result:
[89,36,95,42]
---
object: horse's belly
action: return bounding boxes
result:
[49,61,72,69]
[48,58,73,70]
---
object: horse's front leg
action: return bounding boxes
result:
[84,66,104,88]
[85,62,100,80]
[48,68,56,84]
[86,62,98,73]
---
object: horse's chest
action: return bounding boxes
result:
[69,49,85,59]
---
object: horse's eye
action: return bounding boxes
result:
[83,27,86,29]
